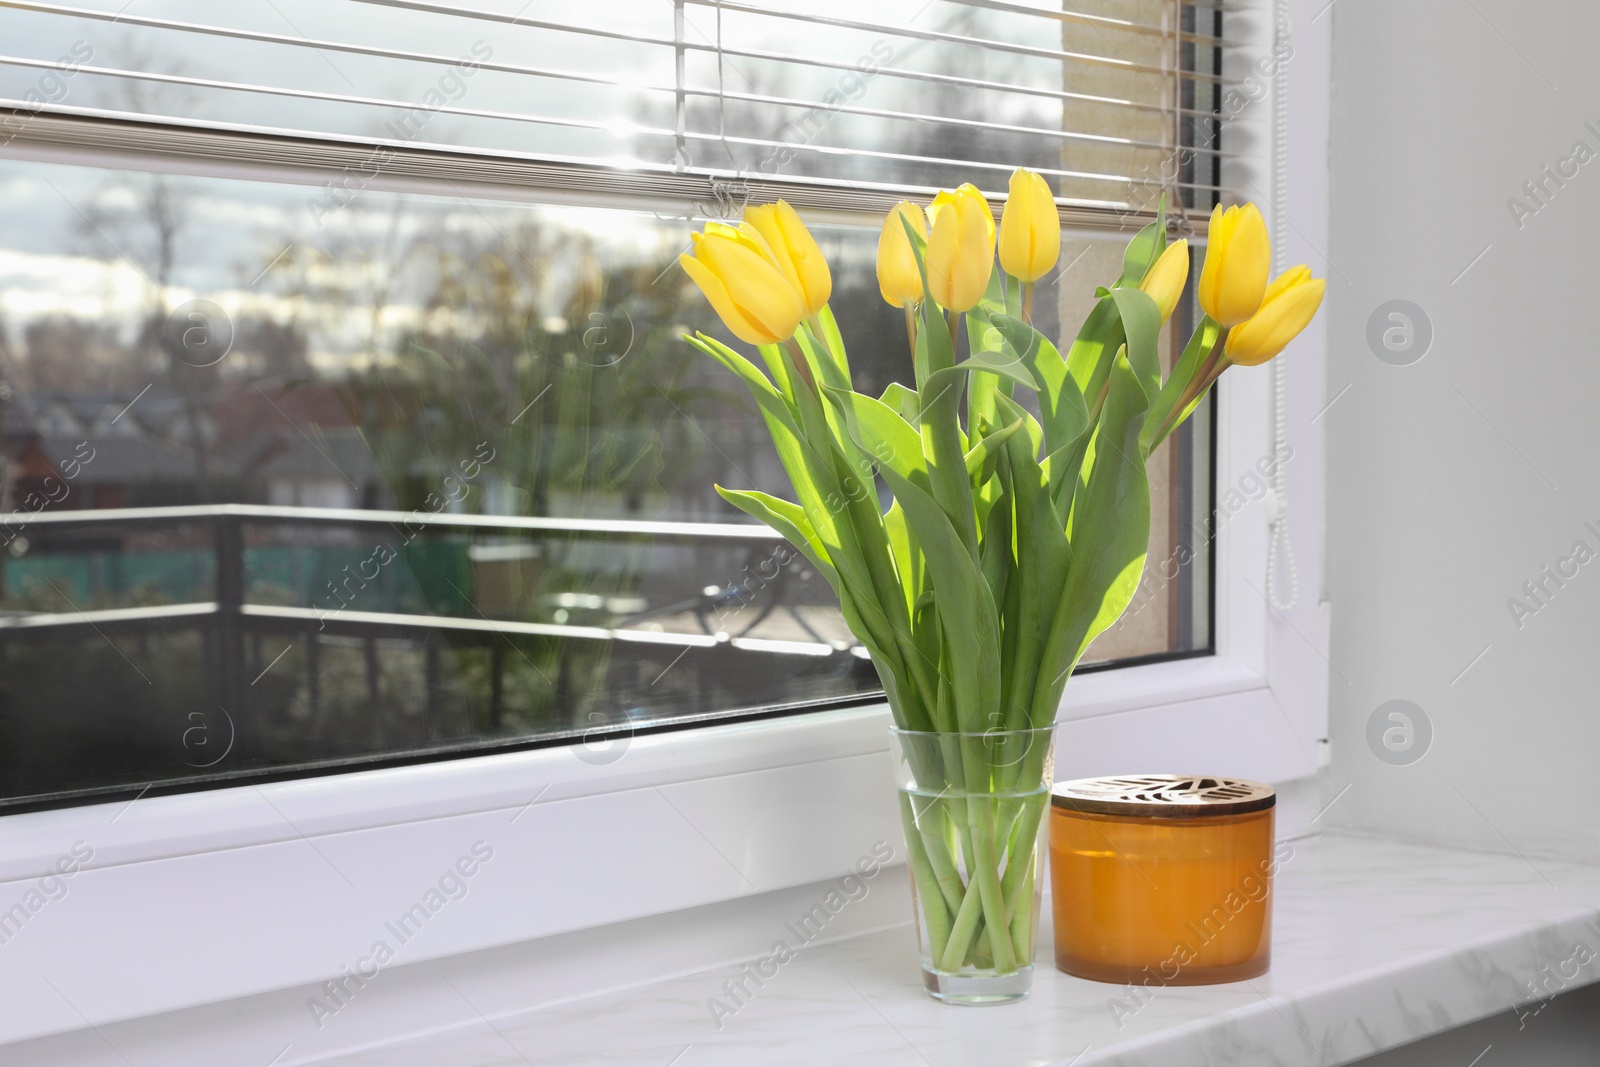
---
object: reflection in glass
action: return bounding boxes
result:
[0,156,1207,807]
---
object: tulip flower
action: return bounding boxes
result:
[925,183,995,313]
[679,225,806,346]
[998,168,1060,284]
[1197,202,1270,326]
[1138,239,1189,324]
[877,200,928,308]
[744,200,832,317]
[1224,265,1326,366]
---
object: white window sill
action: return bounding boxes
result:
[13,831,1598,1066]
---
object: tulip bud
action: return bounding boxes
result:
[679,227,806,347]
[1138,239,1189,324]
[877,201,928,308]
[998,168,1060,284]
[924,184,995,313]
[1223,265,1325,366]
[1197,202,1271,326]
[743,201,832,317]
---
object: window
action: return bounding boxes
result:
[0,0,1224,810]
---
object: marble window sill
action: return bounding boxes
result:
[15,832,1600,1066]
[347,833,1600,1067]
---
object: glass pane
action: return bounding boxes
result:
[0,155,1208,808]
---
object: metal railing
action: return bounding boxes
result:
[0,503,853,746]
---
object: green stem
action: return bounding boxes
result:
[1009,848,1037,965]
[998,794,1047,960]
[1150,331,1230,449]
[899,793,953,962]
[910,793,966,916]
[968,798,1019,974]
[903,303,919,371]
[939,877,987,972]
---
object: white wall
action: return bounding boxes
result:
[1323,0,1600,862]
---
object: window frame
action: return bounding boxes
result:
[0,0,1332,1039]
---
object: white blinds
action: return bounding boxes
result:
[0,0,1226,213]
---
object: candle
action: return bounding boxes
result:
[1049,775,1278,985]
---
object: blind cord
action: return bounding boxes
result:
[1264,0,1299,612]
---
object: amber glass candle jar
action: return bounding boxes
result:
[1049,775,1277,985]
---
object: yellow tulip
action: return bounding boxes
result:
[1197,203,1271,326]
[998,168,1060,283]
[924,183,995,313]
[744,200,832,317]
[679,227,806,347]
[1138,239,1189,324]
[877,200,928,308]
[1224,265,1325,366]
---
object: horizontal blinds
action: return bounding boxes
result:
[0,0,1226,213]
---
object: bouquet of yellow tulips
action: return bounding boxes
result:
[680,172,1323,1000]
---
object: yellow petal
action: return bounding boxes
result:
[955,183,996,247]
[680,252,774,346]
[692,234,806,344]
[1261,263,1312,305]
[1225,269,1325,366]
[999,168,1060,282]
[925,194,964,309]
[877,200,927,308]
[1199,203,1271,326]
[1139,239,1190,324]
[1195,203,1228,319]
[740,207,800,292]
[951,192,994,311]
[745,200,832,316]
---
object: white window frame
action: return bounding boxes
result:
[0,2,1330,1042]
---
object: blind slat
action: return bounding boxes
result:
[0,0,1227,213]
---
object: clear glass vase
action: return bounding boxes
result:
[889,725,1056,1005]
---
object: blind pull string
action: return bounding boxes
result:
[1264,0,1298,612]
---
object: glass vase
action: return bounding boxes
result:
[889,725,1056,1005]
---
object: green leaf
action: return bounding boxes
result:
[1001,422,1072,730]
[1107,287,1163,402]
[1116,196,1167,288]
[965,417,1025,487]
[812,305,853,387]
[992,393,1042,462]
[990,313,1090,467]
[925,350,1037,401]
[755,342,797,406]
[1032,352,1151,724]
[899,212,978,556]
[1063,296,1122,412]
[876,462,1004,735]
[822,385,930,490]
[715,487,836,589]
[880,381,921,423]
[966,302,1004,439]
[687,333,904,668]
[882,499,925,620]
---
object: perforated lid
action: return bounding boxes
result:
[1051,775,1276,819]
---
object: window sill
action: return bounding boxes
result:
[12,832,1600,1065]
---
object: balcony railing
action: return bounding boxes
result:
[0,504,873,806]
